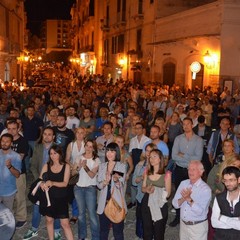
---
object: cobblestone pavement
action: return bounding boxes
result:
[12,174,180,240]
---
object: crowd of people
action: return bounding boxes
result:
[0,74,240,240]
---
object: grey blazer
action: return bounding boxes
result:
[97,161,127,215]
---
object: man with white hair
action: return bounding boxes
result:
[172,161,211,240]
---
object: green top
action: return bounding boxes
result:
[207,164,224,207]
[146,174,165,188]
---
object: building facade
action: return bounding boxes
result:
[153,0,240,91]
[70,0,240,91]
[40,19,72,54]
[0,0,25,83]
[70,0,104,76]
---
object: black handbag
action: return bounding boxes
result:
[28,172,49,205]
[28,178,43,204]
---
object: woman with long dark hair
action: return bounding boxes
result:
[97,142,127,240]
[141,149,171,240]
[39,145,73,240]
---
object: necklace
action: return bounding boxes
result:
[52,164,61,170]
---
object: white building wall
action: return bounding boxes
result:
[154,1,222,89]
[220,0,240,90]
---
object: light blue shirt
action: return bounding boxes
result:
[172,133,203,168]
[172,178,211,222]
[0,149,21,197]
[132,161,147,203]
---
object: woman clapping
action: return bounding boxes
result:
[74,140,100,240]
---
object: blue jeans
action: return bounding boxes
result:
[74,185,100,240]
[71,198,79,217]
[26,141,35,173]
[32,204,61,232]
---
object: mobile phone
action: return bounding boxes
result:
[112,171,124,177]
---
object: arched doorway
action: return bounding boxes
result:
[163,62,175,87]
[192,63,204,90]
[133,70,142,84]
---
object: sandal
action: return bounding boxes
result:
[70,217,78,225]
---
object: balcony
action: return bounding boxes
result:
[100,19,110,32]
[79,45,94,53]
[132,13,144,21]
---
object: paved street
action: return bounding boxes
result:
[13,174,180,240]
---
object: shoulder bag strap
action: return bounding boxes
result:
[70,142,74,163]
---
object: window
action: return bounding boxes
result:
[89,0,94,16]
[118,34,124,53]
[117,0,121,21]
[163,63,176,87]
[104,39,109,65]
[136,29,142,57]
[122,0,126,21]
[106,6,109,27]
[92,31,94,46]
[117,0,121,13]
[138,0,143,14]
[112,34,124,54]
[112,37,117,54]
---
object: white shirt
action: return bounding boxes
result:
[129,134,151,153]
[211,192,240,230]
[66,116,80,130]
[76,156,100,187]
[70,141,85,164]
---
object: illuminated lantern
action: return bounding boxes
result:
[190,61,201,79]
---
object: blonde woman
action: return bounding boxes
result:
[65,127,86,165]
[214,139,235,165]
[65,127,86,224]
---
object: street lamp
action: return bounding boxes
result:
[203,50,215,69]
[119,58,125,66]
[17,54,30,85]
[190,61,201,80]
[90,59,94,75]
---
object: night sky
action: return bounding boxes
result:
[25,0,75,36]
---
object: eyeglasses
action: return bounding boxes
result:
[222,178,238,184]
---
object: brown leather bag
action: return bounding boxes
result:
[104,186,126,223]
[68,163,79,185]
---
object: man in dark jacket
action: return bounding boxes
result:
[207,117,239,165]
